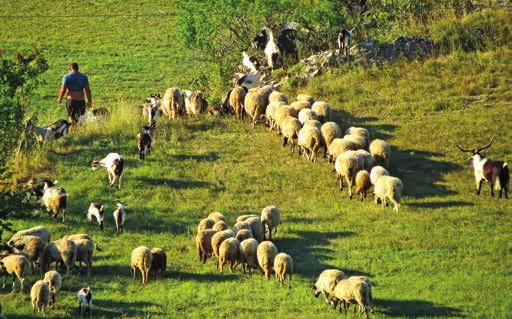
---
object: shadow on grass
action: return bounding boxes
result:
[135,176,212,189]
[171,152,219,162]
[378,298,464,317]
[407,200,473,209]
[273,230,357,277]
[92,299,162,317]
[171,270,239,282]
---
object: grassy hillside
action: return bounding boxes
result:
[1,1,511,318]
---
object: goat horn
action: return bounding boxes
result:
[476,136,495,153]
[456,145,472,153]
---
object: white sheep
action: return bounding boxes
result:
[374,175,403,212]
[335,150,366,199]
[0,254,31,291]
[332,278,371,317]
[313,269,346,307]
[257,241,278,280]
[298,108,318,125]
[280,116,302,153]
[91,153,125,188]
[370,166,389,185]
[218,237,241,273]
[30,280,50,315]
[369,138,391,168]
[321,122,342,158]
[274,252,293,287]
[328,138,357,163]
[87,202,105,230]
[311,101,331,123]
[261,205,281,240]
[130,246,152,285]
[7,225,51,245]
[43,270,62,306]
[296,94,315,105]
[298,126,321,162]
[239,238,258,274]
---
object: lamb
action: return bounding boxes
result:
[162,87,185,119]
[274,253,293,287]
[313,269,346,306]
[5,235,45,275]
[296,94,315,105]
[374,175,403,212]
[298,108,318,125]
[245,216,265,242]
[212,220,228,232]
[137,125,154,161]
[269,91,288,104]
[370,166,389,185]
[43,270,62,306]
[197,218,215,233]
[244,85,274,128]
[290,100,311,113]
[218,238,241,274]
[369,139,391,168]
[41,182,67,221]
[327,138,357,163]
[335,150,366,199]
[261,205,281,240]
[228,86,247,120]
[113,201,126,233]
[7,225,51,245]
[0,254,31,291]
[257,241,278,280]
[30,280,50,315]
[355,170,372,201]
[77,287,93,316]
[298,126,321,162]
[41,238,77,276]
[280,116,302,153]
[321,122,342,158]
[311,101,331,123]
[130,246,152,285]
[236,229,253,242]
[196,229,217,264]
[25,118,71,146]
[332,278,371,318]
[185,91,208,116]
[345,127,370,148]
[87,202,105,230]
[150,248,166,279]
[91,153,125,188]
[275,105,298,134]
[211,230,235,268]
[208,212,226,223]
[239,238,258,274]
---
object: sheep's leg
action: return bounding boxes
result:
[339,175,344,191]
[490,182,495,197]
[476,179,483,195]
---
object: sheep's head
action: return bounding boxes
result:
[312,284,320,297]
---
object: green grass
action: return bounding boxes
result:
[1,1,512,318]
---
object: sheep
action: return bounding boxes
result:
[370,166,389,185]
[290,100,311,113]
[369,139,391,168]
[344,134,367,150]
[185,91,208,116]
[0,254,31,291]
[313,269,346,306]
[87,202,105,230]
[345,127,370,148]
[257,241,278,280]
[208,212,226,223]
[91,153,125,188]
[212,220,228,232]
[311,101,331,123]
[274,252,293,287]
[218,237,241,274]
[232,221,252,233]
[355,170,372,201]
[130,246,152,285]
[228,86,247,120]
[77,287,93,316]
[5,235,45,275]
[355,149,373,171]
[211,230,235,269]
[62,234,92,241]
[41,238,76,276]
[280,116,302,153]
[68,237,94,278]
[269,91,288,104]
[245,216,265,242]
[321,122,342,158]
[239,238,258,274]
[25,118,71,146]
[303,119,322,129]
[244,85,274,128]
[298,126,321,162]
[347,276,375,312]
[275,105,298,134]
[41,182,67,221]
[332,278,371,318]
[374,175,403,212]
[113,201,126,233]
[236,214,258,223]
[137,125,154,161]
[26,177,56,200]
[150,248,166,279]
[236,229,253,242]
[265,101,286,131]
[335,150,366,199]
[197,218,215,233]
[298,108,318,125]
[296,94,315,105]
[196,229,217,264]
[261,205,281,240]
[328,138,357,163]
[30,280,50,315]
[43,270,62,306]
[162,87,185,119]
[7,226,51,246]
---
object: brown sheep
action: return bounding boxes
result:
[196,229,217,264]
[281,116,302,154]
[274,252,293,287]
[240,238,259,274]
[321,122,342,158]
[212,220,228,232]
[150,248,166,279]
[218,238,241,273]
[257,241,278,280]
[355,170,372,201]
[211,230,235,269]
[244,85,273,128]
[130,246,153,285]
[229,86,247,119]
[0,254,31,291]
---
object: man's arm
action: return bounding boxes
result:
[84,83,92,108]
[58,84,67,103]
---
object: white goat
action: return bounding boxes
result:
[77,287,92,316]
[242,51,259,73]
[91,153,125,188]
[113,201,126,233]
[144,94,160,126]
[87,203,105,230]
[26,118,71,146]
[263,27,280,69]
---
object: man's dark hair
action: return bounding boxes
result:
[70,62,79,71]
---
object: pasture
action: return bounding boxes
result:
[1,1,511,318]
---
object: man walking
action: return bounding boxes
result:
[58,62,92,123]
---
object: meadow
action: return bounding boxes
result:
[0,1,511,318]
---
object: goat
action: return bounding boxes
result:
[242,51,260,73]
[91,153,125,188]
[253,27,281,69]
[235,71,267,90]
[41,182,67,221]
[87,203,105,230]
[144,94,161,126]
[26,178,56,200]
[77,287,92,316]
[25,118,71,147]
[113,201,126,233]
[458,137,509,198]
[78,108,110,124]
[337,29,353,57]
[137,125,154,160]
